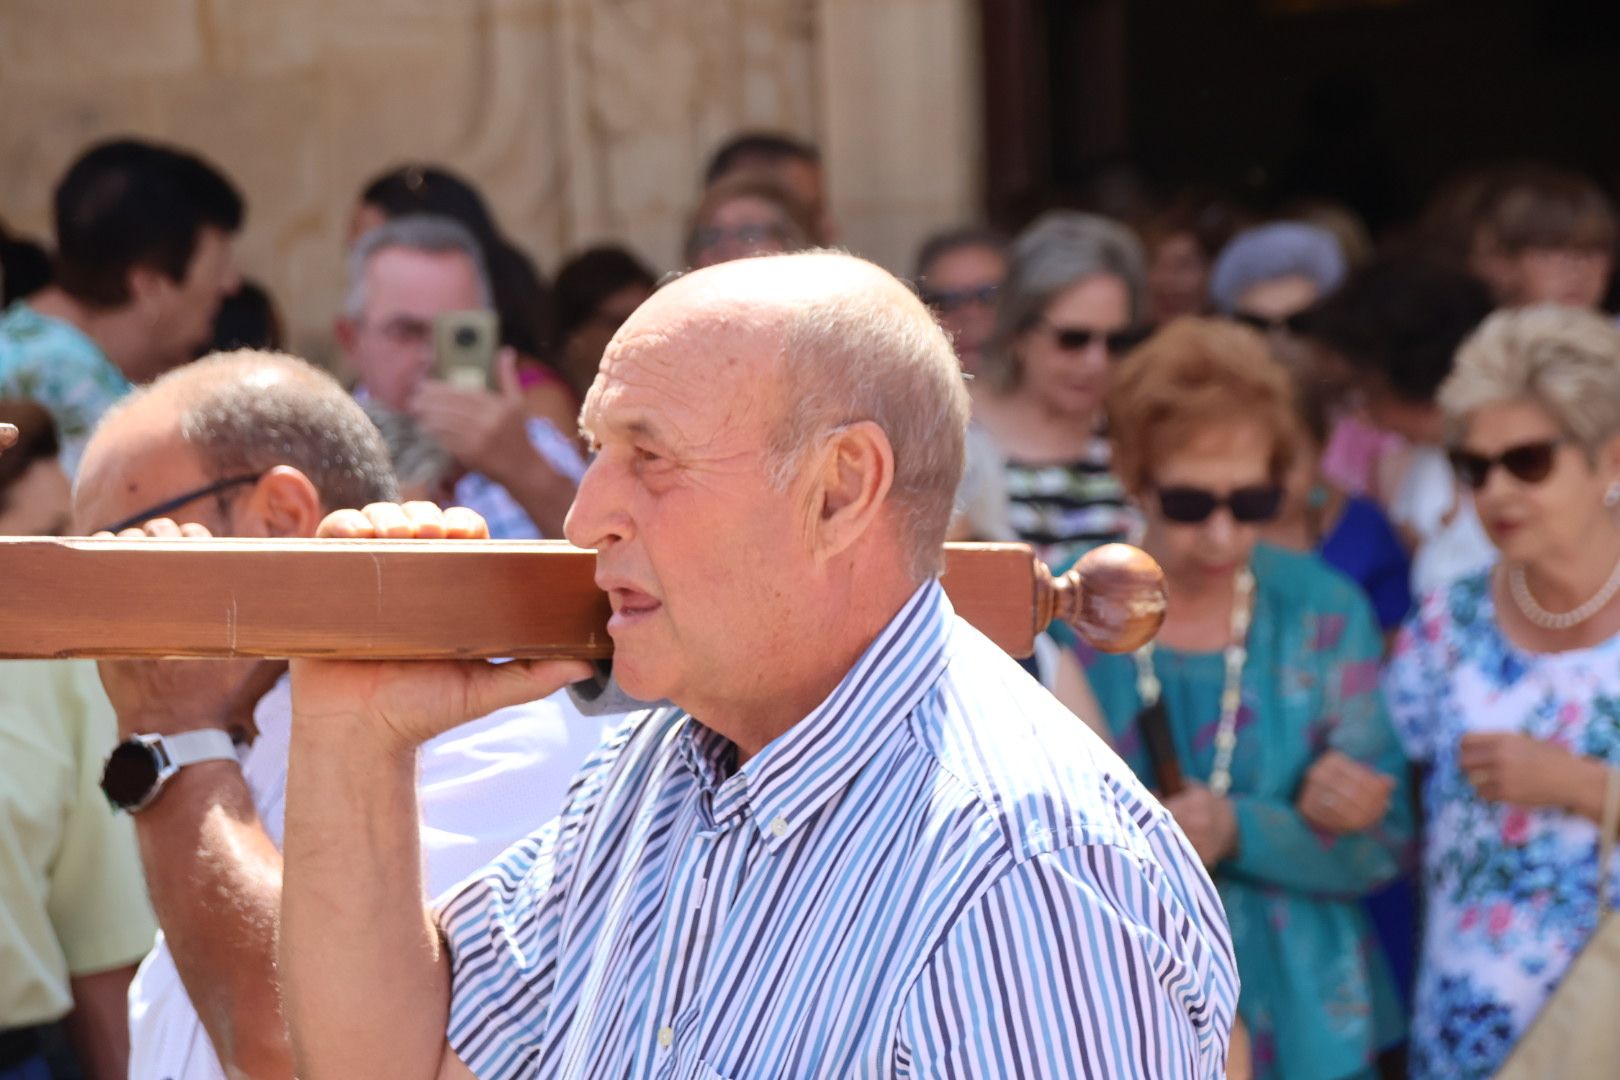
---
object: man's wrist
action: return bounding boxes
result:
[115,709,230,740]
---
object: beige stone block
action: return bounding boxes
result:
[0,0,203,80]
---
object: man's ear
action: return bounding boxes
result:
[803,420,895,563]
[239,466,325,539]
[125,264,172,314]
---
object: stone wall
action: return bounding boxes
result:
[0,0,982,359]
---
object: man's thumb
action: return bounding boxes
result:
[496,347,525,399]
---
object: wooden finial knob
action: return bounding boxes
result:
[1037,542,1168,654]
[0,423,16,453]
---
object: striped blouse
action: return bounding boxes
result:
[436,581,1238,1078]
[1003,432,1141,572]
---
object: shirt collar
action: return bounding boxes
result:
[676,579,955,849]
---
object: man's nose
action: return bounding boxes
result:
[564,457,629,551]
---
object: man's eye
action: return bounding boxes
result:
[633,447,662,463]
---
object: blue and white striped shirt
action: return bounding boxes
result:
[437,581,1238,1078]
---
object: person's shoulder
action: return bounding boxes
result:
[1410,566,1492,636]
[1255,542,1373,619]
[913,623,1168,865]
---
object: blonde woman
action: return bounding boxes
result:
[1382,306,1620,1079]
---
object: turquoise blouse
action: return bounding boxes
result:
[1086,544,1411,1080]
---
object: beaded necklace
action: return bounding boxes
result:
[1131,566,1254,797]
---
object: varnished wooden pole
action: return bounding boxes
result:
[0,538,1164,660]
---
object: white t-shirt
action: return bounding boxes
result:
[1390,445,1498,601]
[127,676,612,1080]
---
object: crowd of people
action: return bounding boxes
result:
[1,128,1620,1080]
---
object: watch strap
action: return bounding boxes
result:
[159,728,238,769]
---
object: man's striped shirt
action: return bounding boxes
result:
[437,581,1238,1078]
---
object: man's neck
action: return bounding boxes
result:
[29,287,150,382]
[689,570,922,766]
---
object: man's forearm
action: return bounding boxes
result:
[66,965,137,1080]
[279,711,450,1080]
[134,762,294,1078]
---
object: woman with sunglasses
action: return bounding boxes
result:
[971,211,1149,571]
[1380,306,1620,1080]
[1085,318,1412,1080]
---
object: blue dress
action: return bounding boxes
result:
[1320,496,1419,1010]
[1320,496,1413,634]
[1087,545,1412,1080]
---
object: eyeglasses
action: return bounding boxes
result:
[921,283,999,313]
[1157,484,1284,525]
[1448,439,1565,491]
[1042,320,1148,356]
[94,473,263,535]
[1230,311,1306,336]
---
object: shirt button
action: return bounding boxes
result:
[657,1025,674,1048]
[770,816,788,837]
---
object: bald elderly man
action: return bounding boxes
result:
[279,253,1239,1078]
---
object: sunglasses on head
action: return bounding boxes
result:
[1448,439,1565,491]
[1157,484,1284,525]
[920,282,998,312]
[1043,320,1148,356]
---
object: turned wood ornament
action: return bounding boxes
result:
[0,538,1166,661]
[0,423,17,452]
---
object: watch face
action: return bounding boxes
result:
[101,741,161,809]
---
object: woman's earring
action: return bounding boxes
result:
[1606,481,1620,509]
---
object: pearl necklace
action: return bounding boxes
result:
[1131,566,1254,797]
[1508,554,1620,631]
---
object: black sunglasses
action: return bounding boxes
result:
[1043,321,1148,356]
[1231,310,1306,336]
[1448,439,1565,491]
[1157,484,1284,525]
[95,473,263,535]
[921,283,998,312]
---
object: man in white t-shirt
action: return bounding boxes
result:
[72,348,611,1080]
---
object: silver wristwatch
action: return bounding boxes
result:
[100,730,239,813]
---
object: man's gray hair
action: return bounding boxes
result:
[114,349,400,511]
[343,214,494,320]
[981,211,1147,393]
[768,276,970,581]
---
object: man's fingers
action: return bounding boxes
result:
[401,501,447,539]
[360,502,414,538]
[141,517,185,538]
[317,508,375,539]
[442,506,490,540]
[496,347,524,399]
[179,522,215,539]
[464,658,594,719]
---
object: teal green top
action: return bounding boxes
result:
[0,301,130,477]
[1087,544,1410,1080]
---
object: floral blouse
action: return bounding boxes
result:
[1385,571,1620,1080]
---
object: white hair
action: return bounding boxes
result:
[768,280,969,580]
[1441,304,1620,453]
[343,214,494,320]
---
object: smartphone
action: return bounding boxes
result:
[433,310,500,390]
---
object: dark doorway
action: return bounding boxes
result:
[981,0,1620,234]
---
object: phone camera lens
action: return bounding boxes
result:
[454,327,479,348]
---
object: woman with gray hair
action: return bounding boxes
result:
[1378,305,1620,1079]
[971,211,1148,571]
[1209,220,1347,331]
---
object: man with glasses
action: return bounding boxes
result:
[337,215,585,539]
[72,350,609,1080]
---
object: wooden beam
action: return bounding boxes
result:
[0,538,1164,661]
